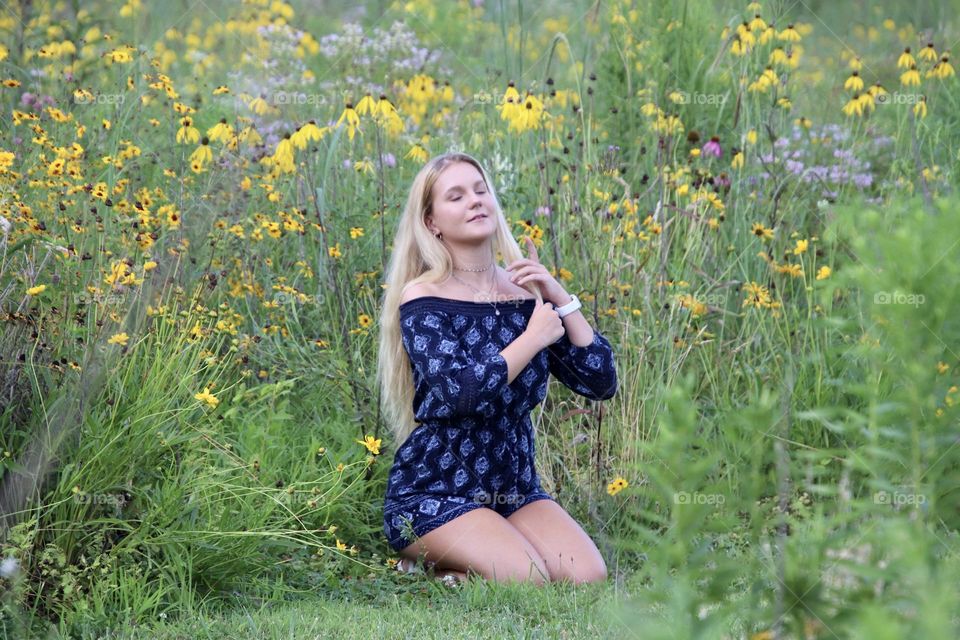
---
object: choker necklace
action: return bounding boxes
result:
[453,261,494,273]
[450,269,501,316]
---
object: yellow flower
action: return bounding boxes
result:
[328,243,342,259]
[355,93,377,116]
[290,120,327,149]
[349,227,364,239]
[815,266,831,280]
[189,139,213,172]
[206,118,234,143]
[935,56,955,79]
[731,150,744,169]
[405,143,428,164]
[919,42,938,62]
[356,434,381,455]
[267,136,296,173]
[730,37,748,56]
[336,539,347,551]
[108,332,129,346]
[751,223,774,240]
[176,116,200,144]
[606,477,628,496]
[374,96,404,136]
[248,95,272,115]
[793,239,808,255]
[777,24,801,42]
[194,387,219,408]
[897,48,916,69]
[353,158,374,174]
[844,72,863,92]
[913,97,927,119]
[936,362,950,374]
[842,94,864,117]
[27,284,47,295]
[336,104,361,141]
[901,65,921,87]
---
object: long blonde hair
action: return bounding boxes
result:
[377,152,541,445]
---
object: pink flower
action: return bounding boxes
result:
[702,136,723,158]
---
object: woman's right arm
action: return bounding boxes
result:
[502,299,565,384]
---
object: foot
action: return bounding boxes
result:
[396,558,468,586]
[433,568,468,586]
[396,557,421,574]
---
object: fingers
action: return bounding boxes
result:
[525,236,539,261]
[508,265,544,283]
[506,258,536,272]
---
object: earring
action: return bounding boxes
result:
[435,232,443,240]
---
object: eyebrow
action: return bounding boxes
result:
[443,180,486,196]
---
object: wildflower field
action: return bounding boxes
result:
[2,0,960,637]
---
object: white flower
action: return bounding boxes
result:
[0,556,19,578]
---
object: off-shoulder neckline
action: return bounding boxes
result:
[399,295,537,312]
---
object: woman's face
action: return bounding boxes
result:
[425,161,497,244]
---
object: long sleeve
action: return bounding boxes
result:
[547,329,618,400]
[401,308,510,419]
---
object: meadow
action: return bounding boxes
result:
[1,0,960,637]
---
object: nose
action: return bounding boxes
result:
[467,191,482,208]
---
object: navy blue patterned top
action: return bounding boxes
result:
[381,295,618,551]
[400,296,618,428]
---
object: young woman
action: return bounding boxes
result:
[377,152,618,586]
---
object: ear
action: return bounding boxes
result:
[425,215,438,235]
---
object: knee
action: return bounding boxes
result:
[551,558,608,585]
[483,553,551,586]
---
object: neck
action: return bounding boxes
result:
[447,244,496,287]
[449,244,495,271]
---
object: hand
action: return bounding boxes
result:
[506,236,572,306]
[524,297,565,348]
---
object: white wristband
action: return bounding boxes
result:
[555,294,582,318]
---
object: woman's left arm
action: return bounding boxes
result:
[505,237,618,400]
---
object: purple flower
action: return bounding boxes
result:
[702,136,722,158]
[381,152,396,168]
[535,206,551,217]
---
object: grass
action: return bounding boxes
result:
[2,0,960,637]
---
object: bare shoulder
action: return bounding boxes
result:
[399,281,439,305]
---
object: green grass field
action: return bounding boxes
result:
[2,0,960,637]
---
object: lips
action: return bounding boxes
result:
[468,213,487,222]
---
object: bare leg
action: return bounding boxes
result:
[506,500,607,584]
[399,507,551,585]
